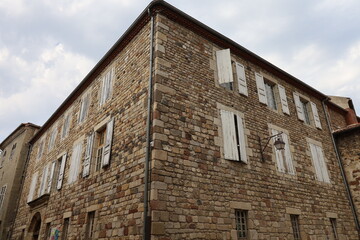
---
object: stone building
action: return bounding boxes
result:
[0,123,40,239]
[11,1,360,239]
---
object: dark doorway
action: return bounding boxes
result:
[28,212,41,240]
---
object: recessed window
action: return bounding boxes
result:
[99,68,114,106]
[290,215,301,240]
[45,223,51,240]
[48,127,57,151]
[235,210,248,239]
[264,81,277,110]
[9,143,17,160]
[96,127,106,171]
[85,211,96,239]
[37,139,45,160]
[62,218,70,240]
[271,129,295,175]
[79,92,91,124]
[330,218,338,240]
[309,142,330,183]
[300,99,311,125]
[61,114,71,139]
[0,185,7,209]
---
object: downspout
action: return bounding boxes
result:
[322,99,360,234]
[9,143,33,239]
[143,7,155,240]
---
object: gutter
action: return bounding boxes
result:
[322,99,360,234]
[143,6,156,240]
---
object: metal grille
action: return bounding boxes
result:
[291,215,301,240]
[235,210,248,239]
[330,218,338,240]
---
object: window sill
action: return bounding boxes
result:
[27,193,50,208]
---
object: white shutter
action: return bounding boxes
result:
[293,92,305,121]
[83,132,94,177]
[57,154,67,190]
[282,133,295,174]
[216,49,233,85]
[102,118,114,167]
[309,143,323,181]
[100,75,107,106]
[27,171,38,203]
[316,146,330,183]
[272,129,285,172]
[255,73,268,105]
[310,102,322,129]
[68,142,83,184]
[47,161,56,193]
[236,62,248,96]
[236,114,247,163]
[39,163,49,196]
[278,85,290,115]
[79,93,90,123]
[220,110,239,161]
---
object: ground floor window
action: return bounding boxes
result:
[235,209,248,239]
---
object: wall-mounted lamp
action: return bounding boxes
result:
[258,132,285,162]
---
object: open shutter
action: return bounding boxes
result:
[282,133,295,175]
[309,143,323,181]
[216,49,233,85]
[311,102,322,129]
[27,171,38,203]
[102,118,114,167]
[220,110,239,161]
[57,154,67,190]
[39,163,49,196]
[272,129,285,172]
[83,132,94,177]
[255,73,268,104]
[293,92,305,121]
[47,161,56,193]
[316,146,330,183]
[236,114,247,163]
[278,85,290,115]
[236,62,248,96]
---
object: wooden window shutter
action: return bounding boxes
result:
[236,62,248,96]
[79,93,90,123]
[68,143,83,184]
[282,133,295,175]
[100,75,107,106]
[102,118,114,167]
[47,161,56,193]
[39,163,49,196]
[216,49,234,85]
[255,73,268,105]
[309,143,324,181]
[293,92,305,121]
[278,85,290,115]
[316,145,330,183]
[27,171,38,203]
[271,129,285,172]
[310,102,322,129]
[236,114,248,163]
[57,154,67,190]
[83,132,94,177]
[220,110,239,161]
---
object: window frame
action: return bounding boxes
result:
[85,211,96,239]
[308,140,330,183]
[79,91,91,124]
[62,218,70,240]
[61,112,72,140]
[290,214,301,240]
[99,67,114,106]
[235,209,248,240]
[264,80,278,111]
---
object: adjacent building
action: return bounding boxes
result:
[0,123,40,239]
[10,1,360,239]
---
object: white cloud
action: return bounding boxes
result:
[0,0,27,16]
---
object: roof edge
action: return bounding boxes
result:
[0,123,40,148]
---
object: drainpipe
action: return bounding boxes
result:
[9,142,33,239]
[322,99,360,235]
[143,7,155,240]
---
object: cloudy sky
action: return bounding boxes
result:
[1,0,360,141]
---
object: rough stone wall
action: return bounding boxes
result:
[0,125,38,240]
[149,14,358,239]
[328,107,348,131]
[12,22,151,240]
[335,129,360,220]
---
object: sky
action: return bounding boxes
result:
[1,0,360,141]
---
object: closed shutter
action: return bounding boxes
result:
[79,93,90,123]
[102,118,114,167]
[39,163,49,196]
[100,75,107,106]
[236,62,248,96]
[83,132,94,177]
[216,49,234,85]
[316,145,330,183]
[27,171,38,202]
[282,133,295,174]
[47,161,56,193]
[0,185,7,209]
[220,110,239,161]
[255,73,268,104]
[57,154,67,190]
[236,114,247,163]
[272,129,285,172]
[278,85,290,115]
[309,143,324,181]
[293,92,305,121]
[310,102,322,129]
[68,142,83,184]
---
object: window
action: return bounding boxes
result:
[99,68,114,106]
[330,218,338,240]
[83,133,94,177]
[264,81,277,110]
[37,139,45,159]
[85,211,95,239]
[45,223,51,240]
[235,210,248,239]
[0,150,6,168]
[300,99,311,125]
[27,172,38,203]
[93,118,114,172]
[38,163,50,197]
[95,128,106,171]
[79,92,91,124]
[9,143,17,160]
[61,113,71,139]
[220,109,247,163]
[0,185,7,209]
[271,129,295,175]
[309,143,330,183]
[56,154,67,190]
[293,93,322,129]
[62,218,69,240]
[290,215,301,240]
[68,142,83,184]
[48,127,57,151]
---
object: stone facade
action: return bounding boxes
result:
[11,1,360,240]
[0,123,39,239]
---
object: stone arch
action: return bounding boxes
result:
[27,212,41,240]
